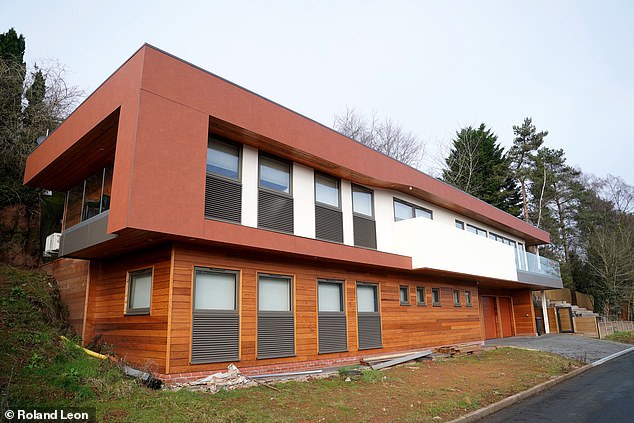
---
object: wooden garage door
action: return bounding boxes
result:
[498,297,514,338]
[481,296,498,339]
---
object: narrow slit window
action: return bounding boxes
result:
[400,286,409,305]
[416,287,426,306]
[453,290,461,306]
[465,290,472,307]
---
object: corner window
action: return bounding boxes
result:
[465,290,472,307]
[352,185,374,217]
[126,268,152,315]
[315,173,340,208]
[453,290,461,306]
[259,155,291,193]
[399,286,409,305]
[393,198,432,221]
[455,220,465,230]
[416,287,426,306]
[207,137,240,180]
[432,288,441,307]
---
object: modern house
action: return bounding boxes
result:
[24,45,562,382]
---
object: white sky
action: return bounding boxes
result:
[4,0,633,183]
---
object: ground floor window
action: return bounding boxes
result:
[357,283,382,350]
[191,268,239,364]
[257,274,295,359]
[126,268,152,315]
[317,279,347,353]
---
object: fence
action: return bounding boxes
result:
[598,321,634,338]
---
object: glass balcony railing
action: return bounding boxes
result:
[520,250,561,279]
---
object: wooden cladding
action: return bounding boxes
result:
[258,190,294,234]
[204,175,242,223]
[80,244,534,376]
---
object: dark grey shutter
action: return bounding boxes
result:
[318,313,347,353]
[315,205,343,243]
[353,215,377,249]
[257,312,295,359]
[357,313,382,350]
[258,190,294,233]
[191,310,239,363]
[205,175,242,223]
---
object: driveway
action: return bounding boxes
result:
[485,334,632,363]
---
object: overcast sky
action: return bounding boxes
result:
[4,0,633,183]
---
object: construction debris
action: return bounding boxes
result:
[186,364,254,392]
[370,350,433,370]
[249,369,323,379]
[435,343,482,358]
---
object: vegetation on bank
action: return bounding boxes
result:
[605,331,634,345]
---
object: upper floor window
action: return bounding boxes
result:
[489,232,515,246]
[352,185,373,217]
[315,173,340,208]
[207,137,240,180]
[393,198,433,221]
[455,220,465,230]
[466,223,487,237]
[64,166,113,230]
[259,155,291,194]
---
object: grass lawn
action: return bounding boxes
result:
[0,265,584,422]
[605,331,634,344]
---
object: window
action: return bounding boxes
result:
[194,269,237,310]
[258,275,291,311]
[432,288,440,306]
[455,220,464,230]
[126,268,152,315]
[465,290,472,307]
[393,198,432,221]
[65,166,114,229]
[205,136,242,223]
[191,268,239,363]
[357,284,378,312]
[352,185,377,249]
[453,290,461,306]
[466,223,487,237]
[356,283,382,350]
[259,155,291,193]
[257,274,294,359]
[318,280,347,353]
[315,173,344,243]
[318,281,344,312]
[489,232,515,246]
[400,286,409,305]
[416,287,426,306]
[315,173,340,208]
[352,185,373,217]
[258,154,294,233]
[207,137,240,179]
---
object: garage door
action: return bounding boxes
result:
[481,296,514,339]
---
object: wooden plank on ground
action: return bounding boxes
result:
[371,350,433,370]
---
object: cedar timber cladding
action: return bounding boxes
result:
[84,247,172,373]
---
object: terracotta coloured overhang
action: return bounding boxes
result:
[24,43,551,246]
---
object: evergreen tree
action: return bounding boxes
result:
[509,117,548,223]
[442,123,521,215]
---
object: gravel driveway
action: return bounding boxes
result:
[485,334,632,363]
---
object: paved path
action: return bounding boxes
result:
[485,334,631,363]
[481,350,634,422]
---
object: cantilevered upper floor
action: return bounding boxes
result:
[24,44,562,290]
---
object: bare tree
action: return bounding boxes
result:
[333,108,425,167]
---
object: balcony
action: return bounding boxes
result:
[391,217,562,288]
[60,211,117,256]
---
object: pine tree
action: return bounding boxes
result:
[442,123,521,216]
[509,117,548,223]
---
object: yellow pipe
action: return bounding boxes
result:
[60,335,109,360]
